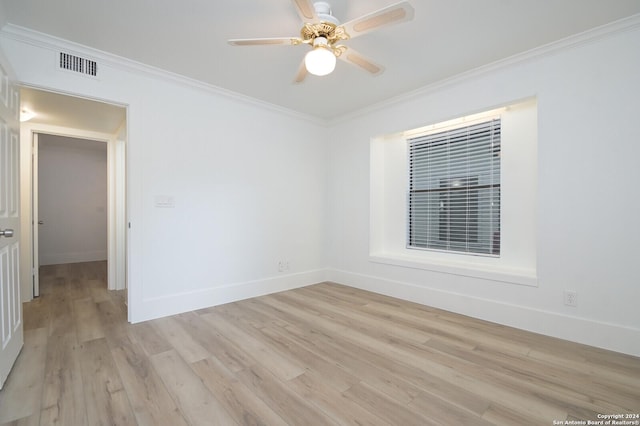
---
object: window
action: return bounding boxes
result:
[370,99,536,285]
[408,117,501,255]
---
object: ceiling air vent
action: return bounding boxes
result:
[59,52,98,77]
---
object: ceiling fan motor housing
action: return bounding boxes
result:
[314,2,340,25]
[301,2,348,48]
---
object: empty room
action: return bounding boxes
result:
[0,1,639,424]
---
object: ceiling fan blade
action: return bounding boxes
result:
[293,59,308,83]
[340,1,415,39]
[292,0,319,23]
[228,37,301,46]
[338,47,385,76]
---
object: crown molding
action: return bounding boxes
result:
[0,24,328,126]
[329,13,640,126]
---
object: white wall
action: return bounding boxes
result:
[326,24,640,356]
[0,4,6,30]
[38,134,108,265]
[1,27,328,322]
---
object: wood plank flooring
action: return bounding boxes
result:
[1,261,639,425]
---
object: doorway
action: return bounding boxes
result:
[19,88,127,306]
[36,134,108,268]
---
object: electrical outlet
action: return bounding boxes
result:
[563,290,578,307]
[277,260,290,273]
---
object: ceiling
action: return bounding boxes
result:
[3,0,640,121]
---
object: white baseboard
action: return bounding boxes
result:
[40,250,107,266]
[327,268,640,357]
[132,269,327,323]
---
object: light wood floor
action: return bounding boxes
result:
[1,262,638,425]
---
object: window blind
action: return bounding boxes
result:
[408,117,501,255]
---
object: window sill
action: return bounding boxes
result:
[369,253,538,287]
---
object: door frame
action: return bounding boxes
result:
[20,123,126,298]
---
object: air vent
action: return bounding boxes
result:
[59,52,98,76]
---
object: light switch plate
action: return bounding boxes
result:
[155,195,175,208]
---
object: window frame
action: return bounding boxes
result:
[406,116,502,256]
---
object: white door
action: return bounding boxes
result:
[0,52,23,390]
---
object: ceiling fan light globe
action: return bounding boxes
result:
[305,46,336,76]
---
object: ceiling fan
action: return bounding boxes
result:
[228,0,415,82]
